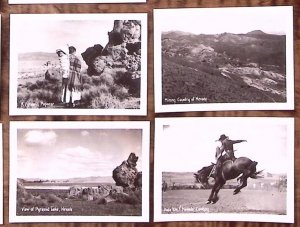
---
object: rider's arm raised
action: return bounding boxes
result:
[231,139,247,144]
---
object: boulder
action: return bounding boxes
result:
[107,20,141,46]
[134,171,142,188]
[82,20,142,80]
[69,184,112,200]
[81,44,104,75]
[112,153,139,189]
[98,186,141,205]
[69,185,82,198]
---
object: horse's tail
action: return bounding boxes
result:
[249,161,264,179]
[251,169,264,179]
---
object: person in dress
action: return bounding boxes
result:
[56,46,70,105]
[68,46,82,107]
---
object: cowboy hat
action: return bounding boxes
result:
[56,45,69,55]
[217,134,228,141]
[56,49,65,54]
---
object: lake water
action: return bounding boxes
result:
[24,185,70,190]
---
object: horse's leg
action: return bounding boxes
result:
[234,176,249,194]
[206,178,220,204]
[237,175,242,184]
[234,160,257,194]
[212,180,225,204]
[206,181,219,204]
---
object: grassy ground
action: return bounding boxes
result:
[162,56,286,104]
[17,189,142,216]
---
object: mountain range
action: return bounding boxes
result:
[161,30,287,104]
[22,175,114,184]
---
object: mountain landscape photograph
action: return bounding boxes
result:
[154,6,293,111]
[162,30,286,104]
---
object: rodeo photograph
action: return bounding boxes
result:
[154,117,294,223]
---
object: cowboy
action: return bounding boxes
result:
[214,134,247,175]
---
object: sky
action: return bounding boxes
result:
[156,6,291,35]
[17,129,143,179]
[12,17,114,55]
[157,119,291,174]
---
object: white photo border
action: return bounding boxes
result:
[9,121,150,223]
[154,6,294,112]
[10,13,148,116]
[154,117,294,223]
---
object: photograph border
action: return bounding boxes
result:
[9,121,150,223]
[154,117,294,223]
[10,13,148,116]
[154,6,294,112]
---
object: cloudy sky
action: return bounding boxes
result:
[156,6,291,35]
[17,129,143,180]
[157,118,292,174]
[11,16,114,55]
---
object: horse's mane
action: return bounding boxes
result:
[197,163,214,175]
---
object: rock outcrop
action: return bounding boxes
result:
[112,152,139,189]
[81,44,104,75]
[66,153,143,205]
[81,20,142,94]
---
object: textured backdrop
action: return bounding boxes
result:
[0,0,299,226]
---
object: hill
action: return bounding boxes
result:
[161,30,287,104]
[246,30,267,35]
[22,176,115,184]
[18,52,58,62]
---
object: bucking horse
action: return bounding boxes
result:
[194,156,263,204]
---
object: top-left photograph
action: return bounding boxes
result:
[10,13,147,116]
[9,0,146,4]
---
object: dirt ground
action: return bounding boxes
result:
[162,189,286,215]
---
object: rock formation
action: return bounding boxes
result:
[81,44,104,75]
[66,153,143,205]
[81,20,142,96]
[112,152,139,189]
[134,171,142,188]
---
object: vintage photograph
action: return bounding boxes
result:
[9,121,150,222]
[9,0,146,4]
[10,14,147,115]
[154,6,294,112]
[154,117,294,223]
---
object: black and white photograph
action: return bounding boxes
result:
[10,14,147,115]
[154,117,294,223]
[9,0,146,4]
[9,121,150,223]
[154,6,294,112]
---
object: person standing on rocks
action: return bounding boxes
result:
[56,45,70,106]
[68,46,82,107]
